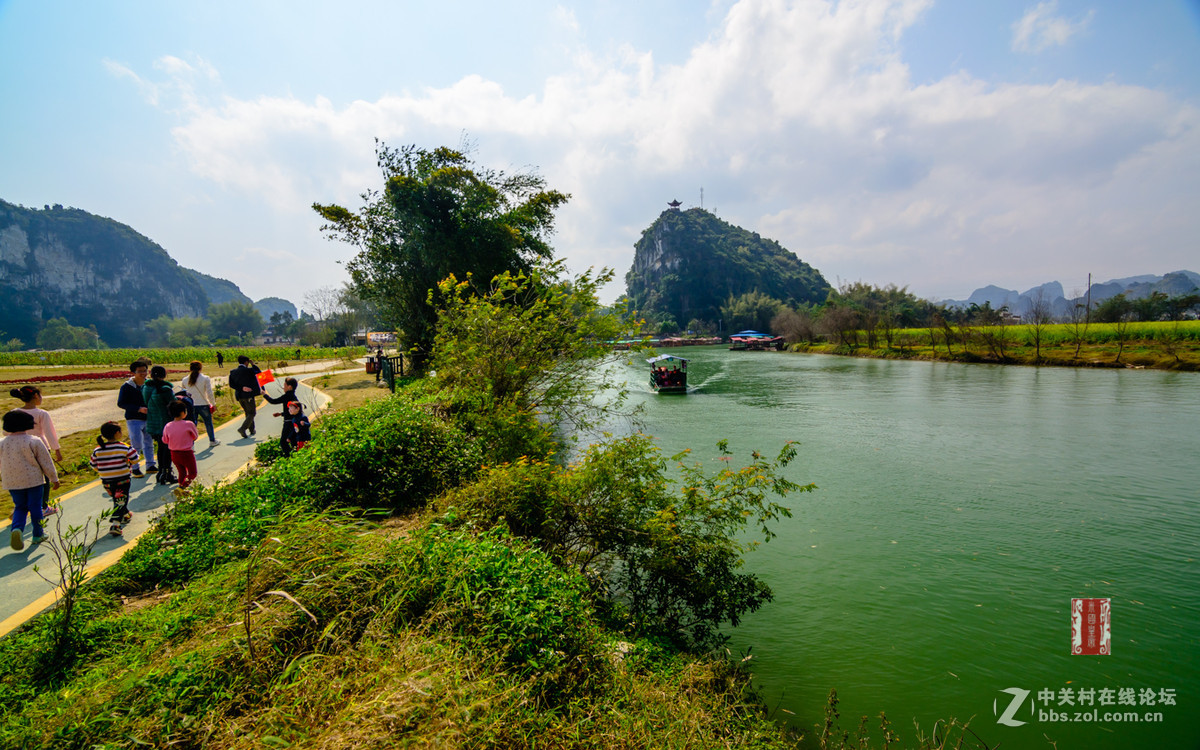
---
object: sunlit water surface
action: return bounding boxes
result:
[610,348,1199,750]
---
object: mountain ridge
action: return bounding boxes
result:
[0,200,295,346]
[943,271,1200,318]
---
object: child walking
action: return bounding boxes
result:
[10,385,62,516]
[89,421,139,537]
[2,409,60,551]
[162,401,199,489]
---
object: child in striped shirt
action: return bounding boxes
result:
[89,421,138,537]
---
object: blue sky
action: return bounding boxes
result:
[2,0,1198,308]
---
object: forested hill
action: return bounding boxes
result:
[184,267,252,306]
[625,207,830,329]
[0,200,260,347]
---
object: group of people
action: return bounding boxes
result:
[652,366,685,388]
[4,354,311,549]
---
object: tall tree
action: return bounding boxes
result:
[36,318,102,350]
[208,300,265,341]
[314,141,569,369]
[431,261,631,462]
[1027,288,1055,362]
[720,290,784,333]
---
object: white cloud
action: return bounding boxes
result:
[117,0,1198,302]
[1011,1,1094,53]
[103,59,160,106]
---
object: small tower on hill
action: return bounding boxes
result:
[667,199,682,211]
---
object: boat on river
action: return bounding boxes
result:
[648,354,688,393]
[728,330,785,351]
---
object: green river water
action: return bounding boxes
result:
[616,347,1199,749]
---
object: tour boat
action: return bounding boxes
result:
[728,330,785,351]
[647,354,688,394]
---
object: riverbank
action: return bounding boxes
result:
[788,320,1200,371]
[0,384,832,749]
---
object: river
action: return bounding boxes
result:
[616,347,1200,750]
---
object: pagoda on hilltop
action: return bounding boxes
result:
[667,199,682,211]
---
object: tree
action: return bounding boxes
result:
[36,318,102,350]
[720,291,784,333]
[143,315,172,347]
[431,261,634,462]
[167,317,212,347]
[1129,291,1169,322]
[815,302,862,348]
[1093,293,1132,324]
[1027,288,1054,362]
[770,307,815,344]
[208,300,265,341]
[314,141,569,370]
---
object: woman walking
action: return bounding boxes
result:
[142,365,178,485]
[10,385,62,516]
[181,360,219,446]
[2,410,59,551]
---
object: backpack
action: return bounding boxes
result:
[173,390,196,422]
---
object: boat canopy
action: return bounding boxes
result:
[731,330,773,338]
[646,354,689,365]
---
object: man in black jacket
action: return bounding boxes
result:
[228,355,262,439]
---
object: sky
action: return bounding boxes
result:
[1,0,1198,309]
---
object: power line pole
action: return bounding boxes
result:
[1086,273,1092,323]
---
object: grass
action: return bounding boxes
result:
[0,514,807,749]
[309,369,395,414]
[797,320,1200,370]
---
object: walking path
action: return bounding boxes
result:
[0,374,335,637]
[36,358,351,438]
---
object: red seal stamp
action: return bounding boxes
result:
[1071,598,1110,655]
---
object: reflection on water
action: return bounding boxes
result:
[616,348,1200,750]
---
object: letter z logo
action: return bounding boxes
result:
[995,688,1031,727]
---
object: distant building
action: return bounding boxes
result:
[668,199,682,211]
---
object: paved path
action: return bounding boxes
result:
[35,358,353,438]
[0,376,333,637]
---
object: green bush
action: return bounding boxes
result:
[102,394,480,591]
[253,439,284,466]
[436,456,560,539]
[389,523,608,702]
[436,434,812,650]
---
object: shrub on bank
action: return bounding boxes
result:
[436,434,812,651]
[102,394,481,591]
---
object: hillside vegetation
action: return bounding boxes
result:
[625,208,830,332]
